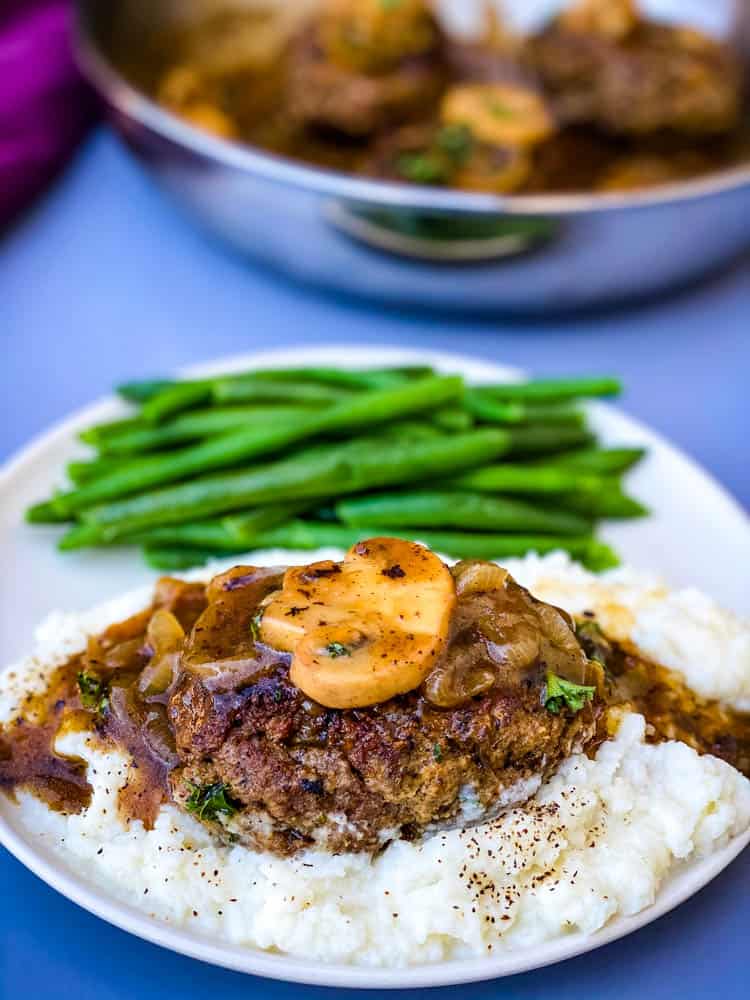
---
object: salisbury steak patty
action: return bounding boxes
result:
[168,551,602,855]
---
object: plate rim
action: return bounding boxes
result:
[0,343,748,988]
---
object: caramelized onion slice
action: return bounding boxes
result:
[453,561,509,596]
[423,658,497,708]
[424,563,596,708]
[138,610,185,696]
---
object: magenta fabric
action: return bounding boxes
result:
[0,0,98,227]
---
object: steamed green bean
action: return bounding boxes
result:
[76,428,511,539]
[245,521,619,571]
[542,447,647,474]
[31,376,463,518]
[335,491,591,535]
[95,406,313,457]
[483,377,622,402]
[445,464,604,495]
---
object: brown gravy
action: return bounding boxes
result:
[0,656,93,814]
[0,580,208,824]
[112,6,750,196]
[1,582,748,825]
[606,643,750,774]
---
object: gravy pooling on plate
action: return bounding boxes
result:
[1,539,748,856]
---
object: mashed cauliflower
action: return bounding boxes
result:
[1,550,749,967]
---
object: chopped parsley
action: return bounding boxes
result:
[436,124,474,162]
[249,608,264,642]
[486,98,514,119]
[396,125,474,186]
[185,782,240,822]
[396,152,448,185]
[325,642,352,658]
[544,672,596,715]
[433,743,443,762]
[76,671,109,714]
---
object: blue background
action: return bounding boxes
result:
[1,131,749,997]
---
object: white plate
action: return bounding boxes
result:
[0,345,748,988]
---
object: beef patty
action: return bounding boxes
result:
[168,559,603,856]
[284,16,446,138]
[526,20,741,137]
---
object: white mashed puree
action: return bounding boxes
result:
[1,550,749,967]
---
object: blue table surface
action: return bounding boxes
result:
[1,131,748,998]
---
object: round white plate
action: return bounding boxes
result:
[0,345,748,988]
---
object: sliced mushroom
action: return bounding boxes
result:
[453,143,532,194]
[559,0,638,41]
[319,0,439,74]
[260,538,457,708]
[158,65,237,140]
[441,83,556,149]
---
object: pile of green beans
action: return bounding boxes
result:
[26,366,648,571]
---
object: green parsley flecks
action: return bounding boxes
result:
[76,671,109,714]
[325,642,352,659]
[185,782,240,822]
[544,672,596,715]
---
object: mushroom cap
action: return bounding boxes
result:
[441,82,556,149]
[260,537,457,708]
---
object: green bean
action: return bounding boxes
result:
[431,407,474,431]
[116,379,173,403]
[58,501,309,552]
[29,376,464,518]
[67,456,140,486]
[140,369,440,423]
[96,406,314,457]
[542,447,647,475]
[240,367,429,390]
[464,391,586,428]
[335,491,591,535]
[25,501,68,524]
[141,380,215,423]
[127,521,241,551]
[75,417,439,483]
[445,464,604,495]
[79,416,144,445]
[505,425,595,456]
[463,392,526,424]
[209,380,352,408]
[223,503,311,543]
[142,545,228,571]
[553,482,649,519]
[246,521,619,571]
[369,421,442,443]
[483,377,621,402]
[57,521,109,549]
[76,428,510,539]
[118,367,433,407]
[141,378,348,424]
[523,405,587,427]
[137,503,307,551]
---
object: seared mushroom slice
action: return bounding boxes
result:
[441,82,556,149]
[559,0,638,41]
[318,0,440,74]
[260,537,456,708]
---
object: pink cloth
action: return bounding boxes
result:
[0,0,98,227]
